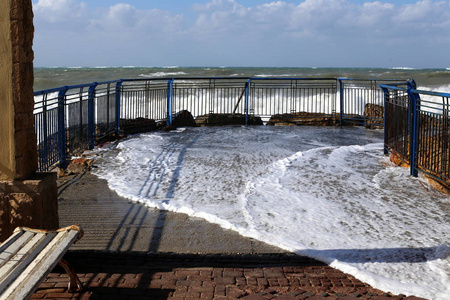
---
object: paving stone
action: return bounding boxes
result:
[241,295,267,300]
[272,295,299,300]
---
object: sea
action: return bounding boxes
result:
[36,67,450,300]
[34,66,450,92]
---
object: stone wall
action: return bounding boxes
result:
[0,0,58,242]
[0,0,37,180]
[0,173,59,240]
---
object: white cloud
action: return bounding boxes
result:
[31,0,450,67]
[33,0,87,23]
[91,3,185,32]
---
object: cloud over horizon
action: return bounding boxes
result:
[32,0,450,68]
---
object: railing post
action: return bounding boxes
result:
[41,94,48,170]
[57,87,68,169]
[407,80,419,177]
[88,82,98,149]
[115,80,123,136]
[338,79,344,127]
[381,85,390,155]
[167,78,174,126]
[245,79,250,125]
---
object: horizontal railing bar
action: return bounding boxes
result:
[339,78,407,82]
[379,84,408,91]
[250,77,337,81]
[410,89,450,98]
[34,80,122,96]
[35,77,342,95]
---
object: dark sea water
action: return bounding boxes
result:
[33,66,450,93]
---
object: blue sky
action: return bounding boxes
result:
[32,0,450,68]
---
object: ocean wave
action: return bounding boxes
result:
[139,71,187,78]
[391,67,418,70]
[420,84,450,94]
[254,74,297,77]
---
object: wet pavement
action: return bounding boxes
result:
[32,172,427,300]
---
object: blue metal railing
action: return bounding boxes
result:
[34,77,406,171]
[381,81,450,186]
[34,80,121,170]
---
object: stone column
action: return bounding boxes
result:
[0,0,58,242]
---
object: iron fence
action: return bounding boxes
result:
[34,81,121,171]
[381,81,450,186]
[250,78,337,123]
[171,78,249,118]
[339,79,407,126]
[120,79,168,121]
[34,77,406,171]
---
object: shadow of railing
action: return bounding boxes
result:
[103,133,201,253]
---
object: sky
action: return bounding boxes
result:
[31,0,450,68]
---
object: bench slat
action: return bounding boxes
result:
[0,232,24,256]
[0,233,45,283]
[0,232,33,269]
[2,229,80,300]
[0,233,55,298]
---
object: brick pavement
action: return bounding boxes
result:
[33,251,426,300]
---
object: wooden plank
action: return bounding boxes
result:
[0,231,23,255]
[0,232,34,269]
[3,229,79,300]
[0,233,54,298]
[0,232,43,284]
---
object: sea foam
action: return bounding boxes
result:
[93,126,450,300]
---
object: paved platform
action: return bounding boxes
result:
[33,172,426,300]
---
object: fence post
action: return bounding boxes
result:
[57,87,68,169]
[88,82,98,149]
[167,78,174,126]
[407,80,419,177]
[245,79,250,125]
[338,79,344,127]
[115,80,123,136]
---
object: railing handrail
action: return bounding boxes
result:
[33,80,123,96]
[379,84,408,91]
[410,89,450,98]
[339,78,406,82]
[34,77,345,95]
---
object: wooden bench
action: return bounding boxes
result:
[0,225,84,300]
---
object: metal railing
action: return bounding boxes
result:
[250,78,337,123]
[34,81,121,171]
[381,80,450,186]
[34,77,405,172]
[339,78,408,126]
